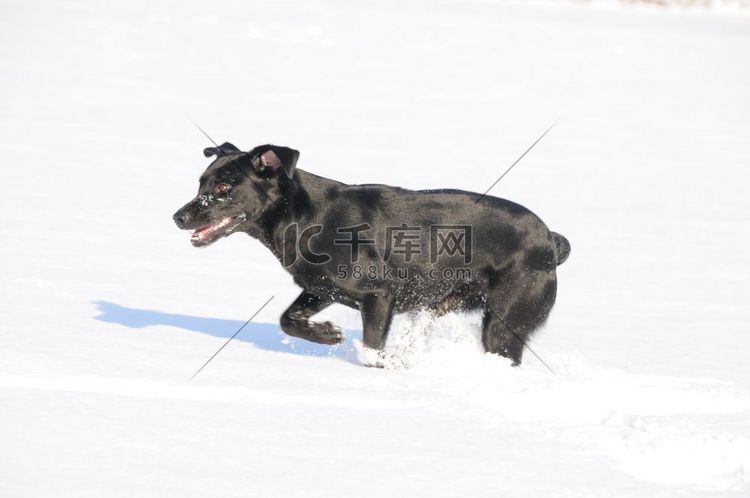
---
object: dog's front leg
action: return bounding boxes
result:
[280,290,342,345]
[360,290,395,350]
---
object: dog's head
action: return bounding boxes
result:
[173,142,299,247]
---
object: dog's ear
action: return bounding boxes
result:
[252,145,300,179]
[203,142,240,158]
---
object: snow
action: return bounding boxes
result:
[1,0,749,496]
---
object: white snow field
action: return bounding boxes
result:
[1,0,749,496]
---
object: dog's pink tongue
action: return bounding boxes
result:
[191,225,213,240]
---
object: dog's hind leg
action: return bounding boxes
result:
[481,272,557,366]
[280,290,342,345]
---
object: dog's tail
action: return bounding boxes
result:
[551,232,571,266]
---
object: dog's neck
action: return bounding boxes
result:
[246,169,343,262]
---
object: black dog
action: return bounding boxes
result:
[173,142,570,366]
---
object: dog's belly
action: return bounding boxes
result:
[295,267,476,314]
[426,282,487,316]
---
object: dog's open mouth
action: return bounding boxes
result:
[190,213,247,246]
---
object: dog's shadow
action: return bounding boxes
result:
[92,301,359,361]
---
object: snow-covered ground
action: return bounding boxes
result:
[1,1,749,496]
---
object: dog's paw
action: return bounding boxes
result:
[308,321,344,345]
[353,340,386,368]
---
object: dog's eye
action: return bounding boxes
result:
[217,183,232,194]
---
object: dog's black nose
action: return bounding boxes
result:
[173,210,190,229]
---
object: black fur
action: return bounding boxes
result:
[173,143,570,366]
